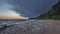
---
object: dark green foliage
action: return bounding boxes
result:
[36,1,60,20]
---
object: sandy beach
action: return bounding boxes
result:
[0,20,60,34]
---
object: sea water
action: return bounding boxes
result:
[0,19,37,28]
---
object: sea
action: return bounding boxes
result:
[0,19,37,28]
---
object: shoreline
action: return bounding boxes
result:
[0,20,60,34]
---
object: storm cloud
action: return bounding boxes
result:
[6,0,58,18]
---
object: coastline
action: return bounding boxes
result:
[0,20,60,34]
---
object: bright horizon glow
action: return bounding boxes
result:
[0,10,29,19]
[0,9,28,19]
[0,15,29,19]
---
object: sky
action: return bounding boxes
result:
[0,0,59,19]
[0,0,28,19]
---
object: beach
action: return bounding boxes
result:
[0,20,60,34]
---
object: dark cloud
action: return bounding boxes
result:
[6,0,58,18]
